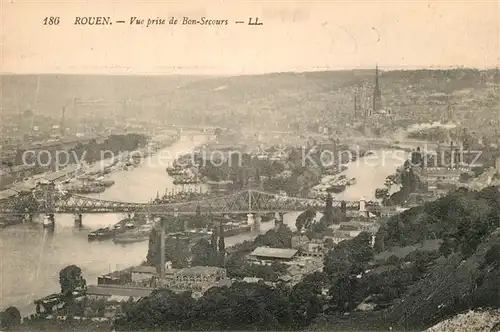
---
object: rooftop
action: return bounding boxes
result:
[213,278,233,288]
[86,285,153,298]
[176,266,226,276]
[43,165,81,182]
[250,246,298,259]
[10,182,36,192]
[332,230,352,238]
[131,266,157,274]
[242,277,263,283]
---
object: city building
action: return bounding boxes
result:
[297,240,326,259]
[1,165,42,185]
[161,263,180,283]
[279,259,324,285]
[424,167,465,191]
[354,65,392,122]
[242,277,263,284]
[86,284,154,299]
[97,268,133,286]
[131,266,158,285]
[165,266,227,296]
[248,247,299,265]
[84,285,154,318]
[327,230,353,244]
[34,294,66,315]
[42,164,84,182]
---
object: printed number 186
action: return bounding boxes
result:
[43,17,60,25]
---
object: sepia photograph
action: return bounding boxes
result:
[0,1,499,331]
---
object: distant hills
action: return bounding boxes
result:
[1,69,498,131]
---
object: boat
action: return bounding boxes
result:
[347,177,356,185]
[222,222,252,237]
[113,224,154,244]
[166,166,188,176]
[176,221,252,241]
[124,162,134,171]
[95,179,115,187]
[173,177,200,185]
[88,227,115,241]
[68,185,106,194]
[131,153,143,164]
[42,215,54,228]
[327,184,346,193]
[326,175,348,193]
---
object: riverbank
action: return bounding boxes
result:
[0,136,201,316]
[0,145,405,317]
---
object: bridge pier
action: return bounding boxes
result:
[254,214,261,232]
[246,213,255,227]
[45,213,55,228]
[74,214,83,228]
[23,209,33,223]
[23,213,33,223]
[274,212,284,228]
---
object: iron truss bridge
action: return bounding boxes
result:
[0,187,378,215]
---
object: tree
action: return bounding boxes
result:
[191,239,218,267]
[255,167,261,182]
[211,225,218,251]
[295,208,316,234]
[146,227,161,266]
[1,306,21,329]
[59,265,86,296]
[289,278,324,328]
[386,255,400,266]
[484,244,500,266]
[329,274,357,312]
[254,224,293,248]
[340,200,347,214]
[324,238,335,250]
[324,193,333,222]
[218,224,226,266]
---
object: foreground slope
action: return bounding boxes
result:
[425,309,500,332]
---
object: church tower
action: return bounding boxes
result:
[372,65,382,112]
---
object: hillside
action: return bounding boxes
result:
[309,186,500,331]
[424,309,500,332]
[386,227,500,329]
[1,69,498,133]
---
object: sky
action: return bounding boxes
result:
[1,0,499,75]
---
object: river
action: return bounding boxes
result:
[0,137,406,315]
